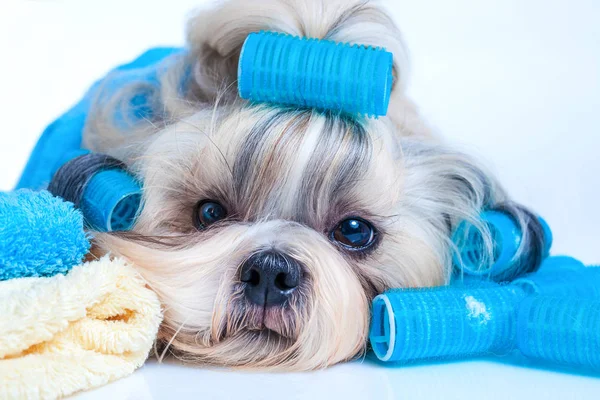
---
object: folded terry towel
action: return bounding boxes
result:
[0,256,162,399]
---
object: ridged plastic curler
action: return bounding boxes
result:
[370,285,525,362]
[452,211,553,282]
[517,296,600,370]
[370,256,600,367]
[513,261,600,298]
[238,31,394,117]
[452,275,500,288]
[81,169,142,231]
[535,255,585,273]
[48,151,142,232]
[451,255,585,288]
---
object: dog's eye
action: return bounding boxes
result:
[331,218,376,249]
[194,200,227,228]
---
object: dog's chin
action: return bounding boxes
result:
[159,293,368,371]
[158,312,311,371]
[220,284,305,340]
[226,303,300,340]
[157,323,294,369]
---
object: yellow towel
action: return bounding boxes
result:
[0,256,162,399]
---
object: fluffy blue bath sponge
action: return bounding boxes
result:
[0,190,90,280]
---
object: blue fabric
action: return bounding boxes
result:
[3,47,183,280]
[17,47,184,190]
[0,190,90,280]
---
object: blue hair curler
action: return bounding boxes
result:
[370,256,600,370]
[370,285,526,362]
[513,258,600,298]
[238,31,394,117]
[517,296,600,369]
[81,169,142,231]
[452,211,552,282]
[534,255,584,273]
[48,151,142,232]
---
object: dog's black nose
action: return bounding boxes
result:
[240,251,301,306]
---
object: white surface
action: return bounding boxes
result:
[75,358,600,400]
[1,0,599,399]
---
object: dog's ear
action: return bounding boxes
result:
[397,137,547,281]
[186,0,421,131]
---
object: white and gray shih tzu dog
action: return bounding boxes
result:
[84,0,545,370]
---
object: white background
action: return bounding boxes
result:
[1,0,599,399]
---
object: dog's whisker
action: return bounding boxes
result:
[158,317,191,363]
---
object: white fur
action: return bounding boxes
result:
[84,0,541,371]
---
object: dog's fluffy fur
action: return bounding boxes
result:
[83,0,544,370]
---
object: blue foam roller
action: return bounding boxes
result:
[238,31,394,117]
[0,190,90,280]
[517,296,600,369]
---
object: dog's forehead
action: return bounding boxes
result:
[207,107,402,225]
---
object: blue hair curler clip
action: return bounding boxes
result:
[48,151,142,232]
[452,210,552,281]
[370,256,600,370]
[238,31,394,117]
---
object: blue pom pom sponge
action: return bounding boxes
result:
[238,31,394,117]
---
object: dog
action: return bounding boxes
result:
[83,0,545,370]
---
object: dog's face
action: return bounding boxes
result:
[84,0,546,370]
[97,104,482,370]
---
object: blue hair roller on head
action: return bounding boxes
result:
[452,210,553,282]
[370,256,600,370]
[81,168,142,231]
[48,151,142,232]
[238,31,394,117]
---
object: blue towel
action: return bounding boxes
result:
[0,190,90,280]
[17,47,184,191]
